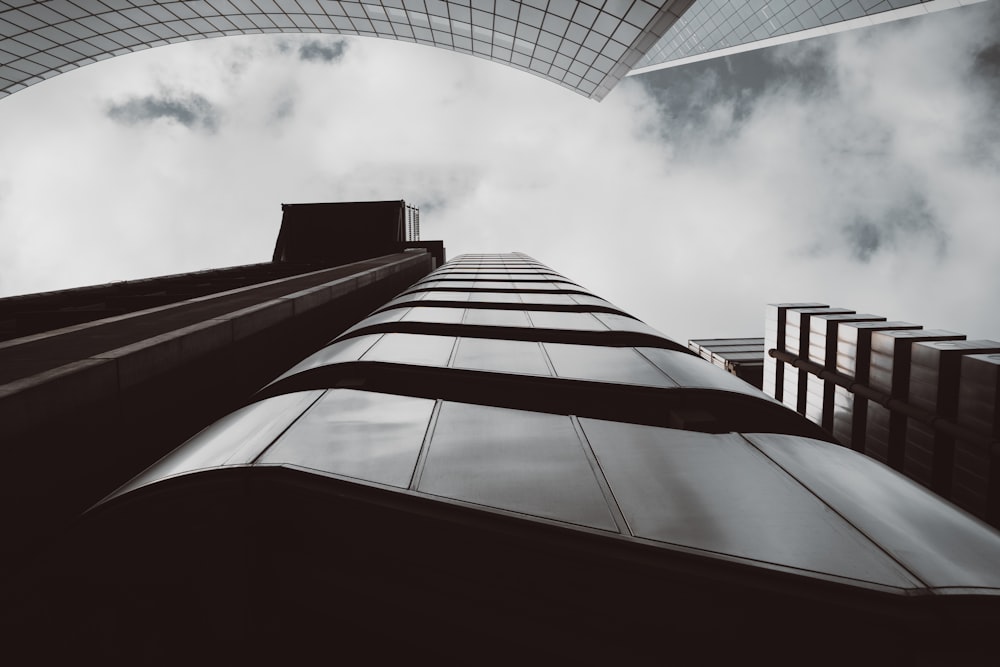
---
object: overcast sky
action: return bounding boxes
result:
[0,2,998,344]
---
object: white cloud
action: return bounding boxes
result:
[0,4,997,345]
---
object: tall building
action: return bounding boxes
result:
[631,0,990,73]
[5,202,1000,661]
[0,0,988,101]
[764,303,1000,528]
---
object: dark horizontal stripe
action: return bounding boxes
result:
[402,285,592,295]
[375,300,631,317]
[336,320,691,352]
[255,360,832,441]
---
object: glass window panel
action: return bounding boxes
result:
[418,290,469,301]
[747,432,1000,590]
[420,402,616,530]
[276,334,383,381]
[260,389,434,488]
[541,13,568,34]
[638,347,763,398]
[536,29,560,50]
[434,280,478,288]
[115,391,323,496]
[520,293,574,305]
[462,309,530,327]
[592,312,665,336]
[543,343,676,387]
[352,307,409,330]
[518,5,543,27]
[580,420,919,587]
[401,306,465,324]
[452,337,551,376]
[467,291,521,303]
[624,0,656,27]
[361,332,456,367]
[570,294,613,308]
[611,19,638,44]
[548,0,576,19]
[528,311,604,331]
[592,11,618,36]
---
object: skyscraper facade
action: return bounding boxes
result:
[631,0,989,73]
[0,0,986,101]
[13,245,1000,661]
[764,302,1000,527]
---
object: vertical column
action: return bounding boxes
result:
[764,303,826,403]
[954,353,1000,524]
[783,307,853,415]
[833,321,921,450]
[805,313,884,431]
[907,340,1000,494]
[866,329,965,468]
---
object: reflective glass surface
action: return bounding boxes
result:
[581,419,920,588]
[401,306,466,324]
[361,332,457,367]
[419,402,617,530]
[747,433,1000,591]
[344,307,409,334]
[592,312,664,337]
[452,337,552,376]
[543,342,675,387]
[528,310,605,331]
[636,0,937,70]
[113,391,323,497]
[1,0,678,100]
[462,308,531,327]
[467,291,523,303]
[259,389,435,488]
[638,347,767,398]
[275,334,383,381]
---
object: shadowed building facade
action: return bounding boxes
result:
[4,217,999,660]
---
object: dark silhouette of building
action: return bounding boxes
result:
[765,303,1000,528]
[4,203,1000,662]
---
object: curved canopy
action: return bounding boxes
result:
[0,0,686,100]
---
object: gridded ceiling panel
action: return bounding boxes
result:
[0,0,692,101]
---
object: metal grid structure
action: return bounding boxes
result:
[0,0,691,101]
[633,0,985,71]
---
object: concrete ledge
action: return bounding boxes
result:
[285,282,341,316]
[223,299,295,342]
[95,319,235,391]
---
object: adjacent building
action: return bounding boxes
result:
[631,0,990,73]
[765,303,1000,527]
[687,336,764,388]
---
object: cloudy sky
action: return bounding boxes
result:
[0,2,998,344]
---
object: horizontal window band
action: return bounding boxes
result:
[253,360,832,441]
[375,300,630,317]
[335,320,690,352]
